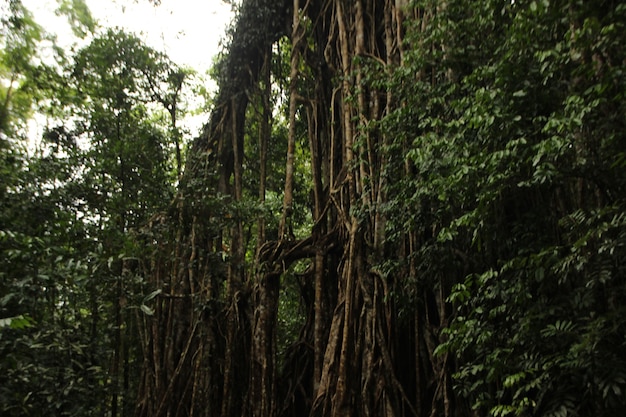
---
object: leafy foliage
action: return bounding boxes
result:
[0,6,186,416]
[3,0,626,416]
[386,0,626,415]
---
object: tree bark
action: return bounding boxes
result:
[136,1,459,416]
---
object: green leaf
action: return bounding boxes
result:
[140,304,154,316]
[503,371,526,388]
[0,314,35,329]
[56,0,96,38]
[143,288,162,302]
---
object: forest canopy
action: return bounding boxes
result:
[1,1,625,417]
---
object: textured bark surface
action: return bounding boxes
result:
[135,1,452,416]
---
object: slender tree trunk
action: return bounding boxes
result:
[281,0,305,240]
[222,96,248,417]
[171,105,182,180]
[247,47,279,417]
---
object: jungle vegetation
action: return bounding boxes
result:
[1,0,625,417]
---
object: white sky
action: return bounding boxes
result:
[21,0,235,136]
[86,0,234,73]
[25,0,234,73]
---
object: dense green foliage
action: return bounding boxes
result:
[1,0,625,416]
[381,0,626,415]
[0,3,189,415]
